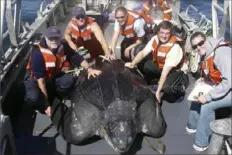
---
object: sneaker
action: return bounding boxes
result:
[185,126,196,134]
[193,144,209,152]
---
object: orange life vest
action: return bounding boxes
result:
[120,11,141,39]
[71,17,95,41]
[128,10,154,25]
[152,35,183,69]
[26,44,70,80]
[71,17,104,60]
[141,0,172,20]
[201,41,231,84]
[141,3,150,15]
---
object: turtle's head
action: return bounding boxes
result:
[105,119,136,153]
[103,99,137,153]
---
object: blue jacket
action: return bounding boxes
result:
[30,38,84,79]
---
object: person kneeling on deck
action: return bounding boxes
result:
[125,21,189,104]
[186,32,232,152]
[24,26,102,116]
[64,6,114,61]
[111,6,147,62]
[140,0,172,21]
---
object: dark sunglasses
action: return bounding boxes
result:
[76,14,86,20]
[48,37,61,41]
[115,16,125,19]
[192,40,205,50]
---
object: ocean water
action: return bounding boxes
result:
[20,0,229,37]
[21,0,221,22]
[3,0,230,37]
[2,0,228,52]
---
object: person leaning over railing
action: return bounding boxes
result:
[64,6,114,61]
[24,26,101,116]
[185,31,232,152]
[125,20,189,104]
[140,0,172,21]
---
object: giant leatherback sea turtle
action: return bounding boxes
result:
[51,59,167,153]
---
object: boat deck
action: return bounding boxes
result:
[3,8,207,155]
[2,5,226,155]
[11,74,207,155]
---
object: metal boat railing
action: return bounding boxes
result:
[212,0,231,39]
[1,0,76,154]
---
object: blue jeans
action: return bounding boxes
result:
[187,93,232,147]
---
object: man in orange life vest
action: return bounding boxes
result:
[110,6,147,62]
[186,31,232,152]
[24,26,101,116]
[64,6,114,61]
[125,21,189,103]
[140,0,172,21]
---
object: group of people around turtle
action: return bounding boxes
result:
[23,0,231,152]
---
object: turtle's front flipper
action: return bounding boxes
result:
[138,97,166,138]
[51,99,100,144]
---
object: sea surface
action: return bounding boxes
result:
[3,0,230,38]
[21,0,223,23]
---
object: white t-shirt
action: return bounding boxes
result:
[114,18,146,38]
[142,36,183,67]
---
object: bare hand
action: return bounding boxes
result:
[198,95,207,104]
[105,54,115,60]
[45,106,51,116]
[87,68,102,79]
[196,78,204,84]
[156,91,162,104]
[61,66,70,72]
[69,42,78,52]
[125,62,135,69]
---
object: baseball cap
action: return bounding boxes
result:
[72,6,86,17]
[45,26,62,39]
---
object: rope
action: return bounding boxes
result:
[144,136,166,155]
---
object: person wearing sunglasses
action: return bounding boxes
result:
[125,20,189,104]
[24,26,102,116]
[186,31,232,152]
[64,6,114,61]
[110,6,148,62]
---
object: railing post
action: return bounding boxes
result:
[212,0,218,38]
[0,0,6,67]
[13,0,21,40]
[229,0,232,40]
[218,0,229,38]
[172,0,181,23]
[5,0,18,47]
